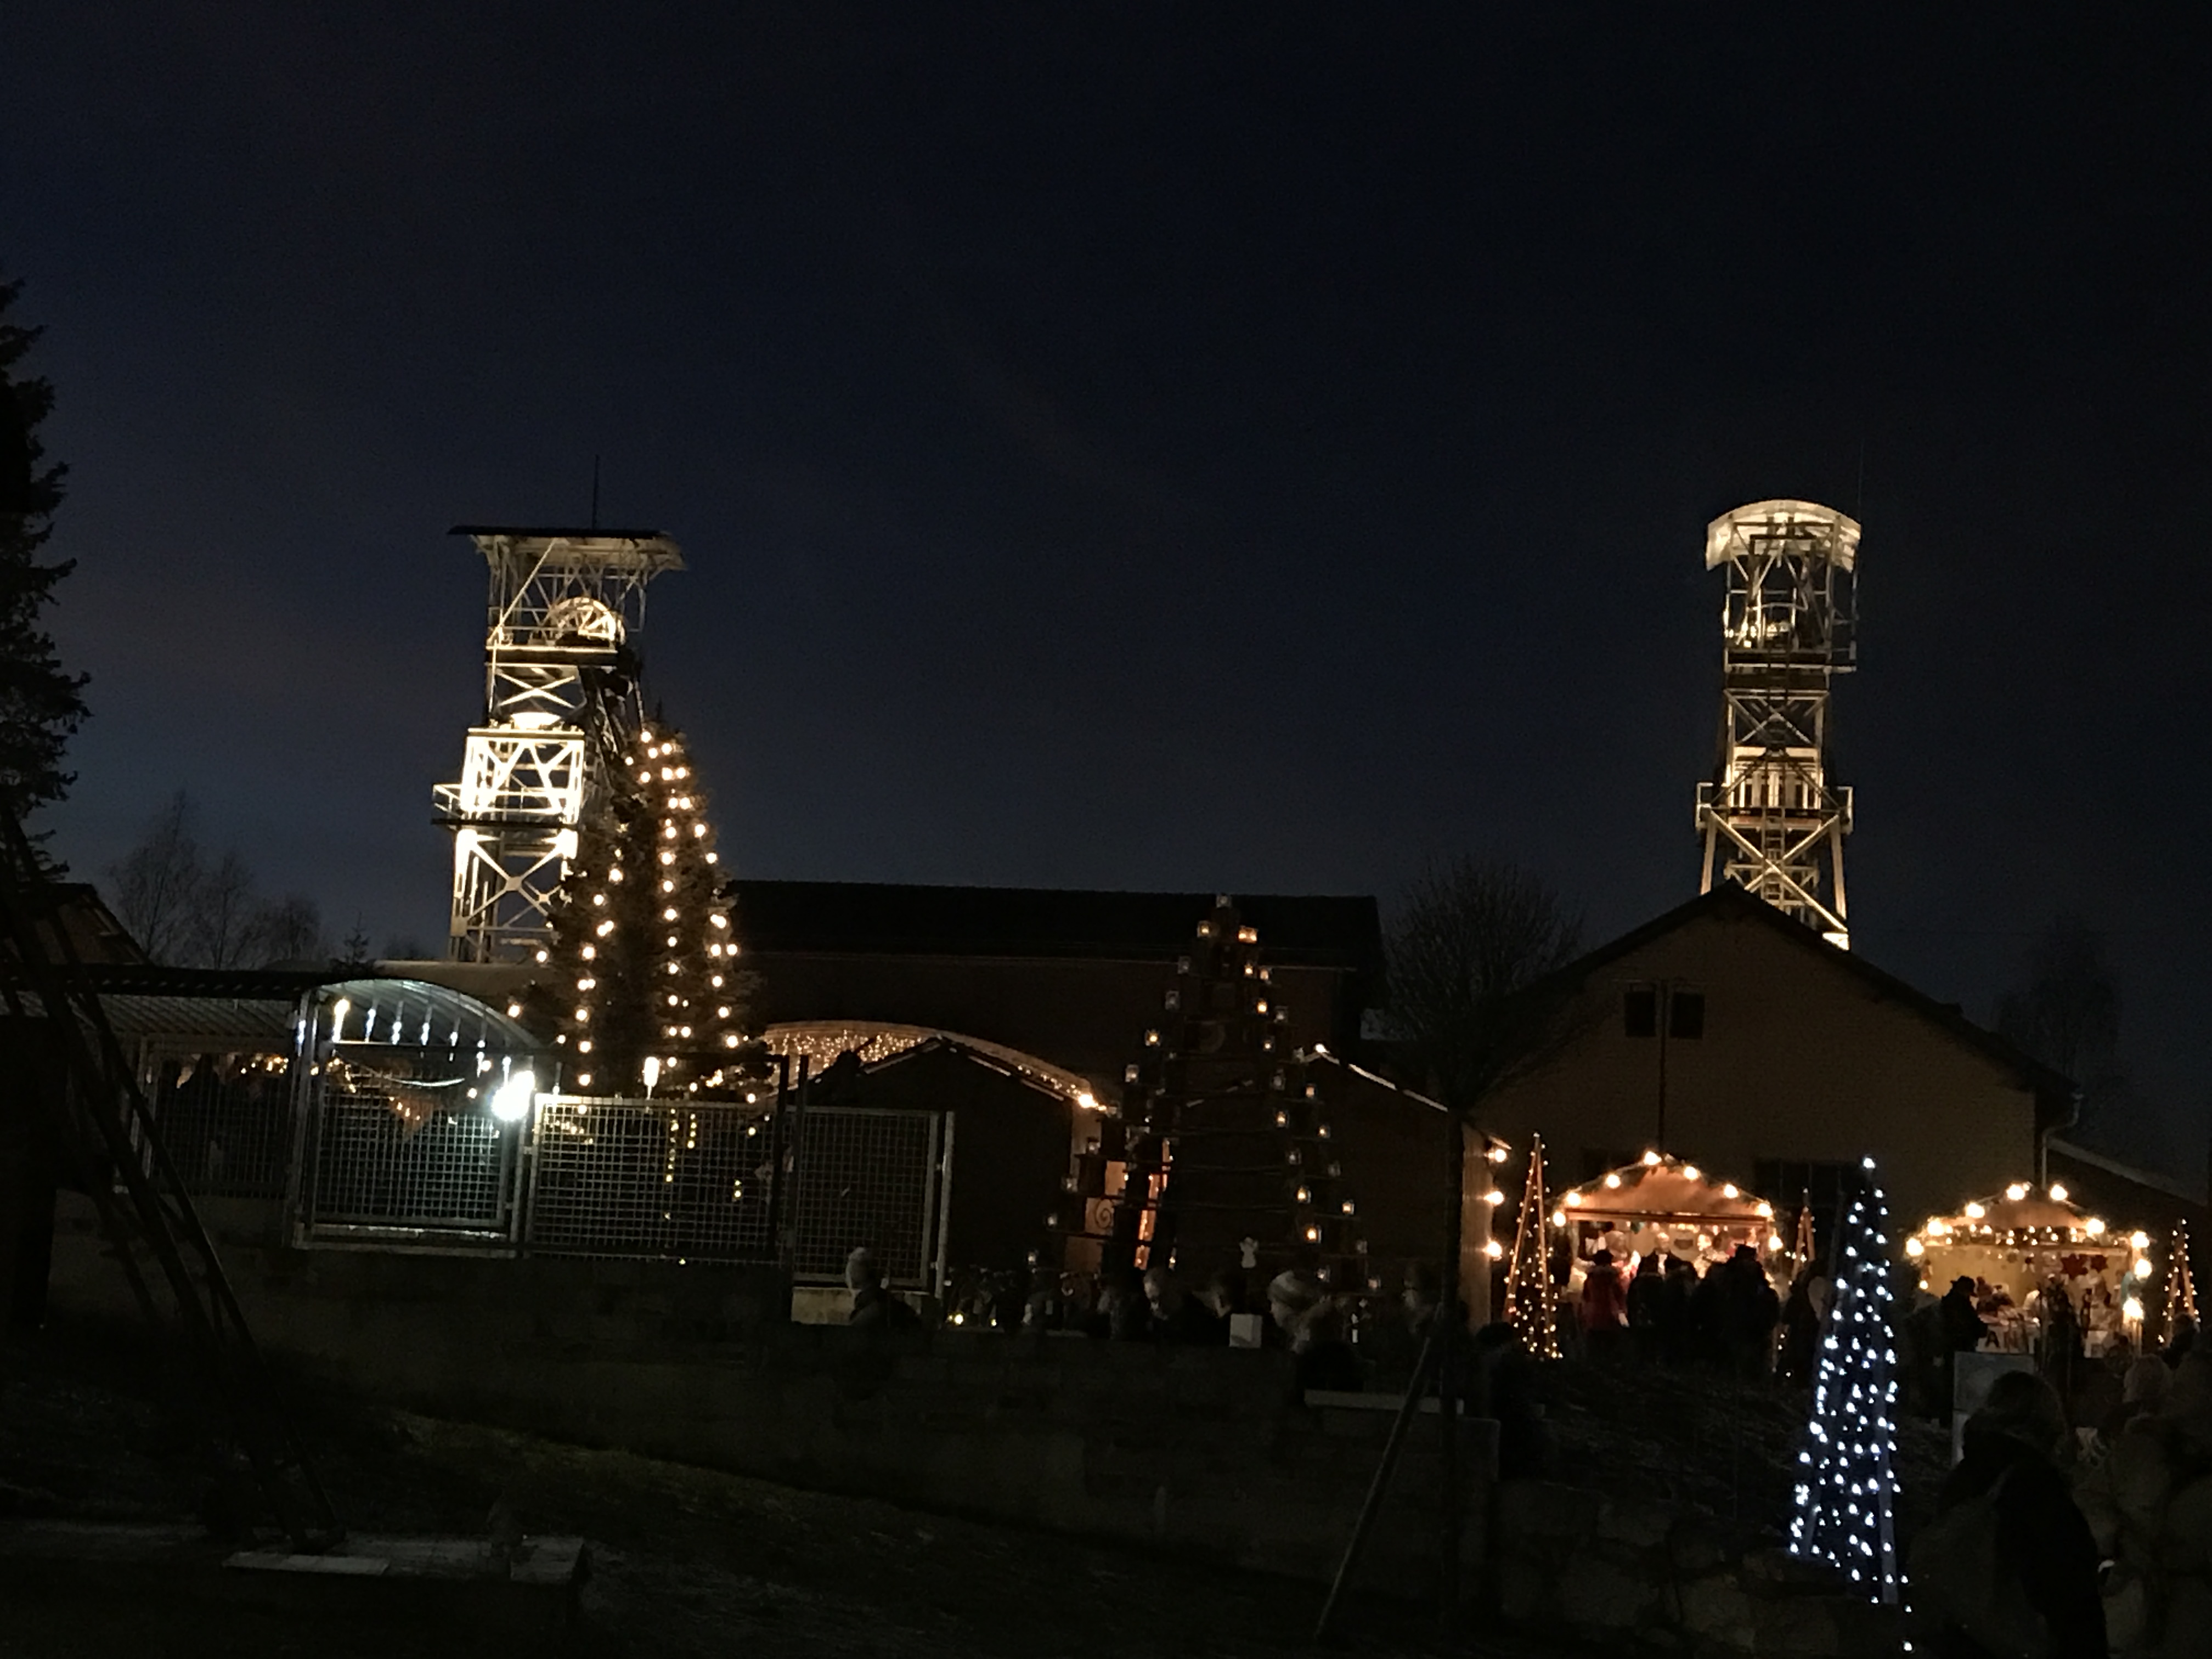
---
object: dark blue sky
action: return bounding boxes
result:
[7,7,2209,1175]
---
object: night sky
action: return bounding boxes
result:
[6,8,2208,1173]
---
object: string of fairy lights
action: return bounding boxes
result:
[1500,1134,1559,1359]
[1790,1157,1900,1604]
[539,723,749,1098]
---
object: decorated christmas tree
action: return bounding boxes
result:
[531,718,762,1097]
[1109,898,1366,1290]
[1502,1135,1559,1359]
[1789,1156,1900,1604]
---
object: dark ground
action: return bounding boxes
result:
[0,1323,1568,1659]
[1543,1357,1955,1550]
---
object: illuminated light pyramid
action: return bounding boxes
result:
[1788,1156,1899,1604]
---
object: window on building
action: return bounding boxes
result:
[1622,986,1657,1038]
[1669,990,1706,1040]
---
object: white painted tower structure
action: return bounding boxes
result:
[1695,500,1860,949]
[435,526,684,962]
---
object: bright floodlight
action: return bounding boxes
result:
[490,1069,537,1122]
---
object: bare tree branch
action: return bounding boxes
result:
[1383,856,1585,1114]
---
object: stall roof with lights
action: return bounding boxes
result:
[1559,1154,1778,1225]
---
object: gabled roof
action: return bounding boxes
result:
[725,879,1382,973]
[860,1032,1083,1104]
[763,1019,1094,1103]
[1527,885,2076,1107]
[1299,1047,1447,1115]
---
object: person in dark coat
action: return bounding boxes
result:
[845,1248,919,1331]
[1144,1265,1226,1345]
[1779,1257,1829,1386]
[1716,1245,1781,1380]
[1472,1322,1547,1479]
[1626,1252,1667,1365]
[1658,1254,1700,1367]
[1918,1369,2107,1659]
[1940,1276,1990,1353]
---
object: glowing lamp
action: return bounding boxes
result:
[2048,1183,2068,1203]
[1604,1173,1622,1189]
[1643,1150,1661,1165]
[1484,1239,1504,1259]
[489,1069,536,1123]
[1683,1165,1701,1182]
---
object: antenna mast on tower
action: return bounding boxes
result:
[434,524,684,962]
[1695,500,1860,949]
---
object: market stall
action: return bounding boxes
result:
[1906,1181,2158,1356]
[1551,1152,1786,1299]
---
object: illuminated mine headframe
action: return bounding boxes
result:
[435,526,684,962]
[1695,500,1860,949]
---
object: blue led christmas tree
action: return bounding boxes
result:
[1788,1156,1900,1604]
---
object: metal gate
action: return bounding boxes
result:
[787,1107,950,1289]
[523,1095,780,1262]
[293,1078,949,1283]
[298,1052,527,1245]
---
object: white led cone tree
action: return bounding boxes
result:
[531,720,761,1097]
[1789,1156,1900,1604]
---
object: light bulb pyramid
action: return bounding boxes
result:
[2172,1220,2199,1332]
[1788,1155,1899,1605]
[1503,1135,1559,1359]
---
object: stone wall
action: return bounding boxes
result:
[46,1193,1484,1598]
[1489,1479,1901,1657]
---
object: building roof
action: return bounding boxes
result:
[1,967,538,1054]
[762,1019,1095,1103]
[726,879,1382,973]
[1525,885,2078,1110]
[1,883,148,966]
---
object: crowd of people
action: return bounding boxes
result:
[1571,1243,1788,1379]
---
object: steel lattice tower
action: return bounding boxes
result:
[435,525,684,962]
[1695,500,1860,949]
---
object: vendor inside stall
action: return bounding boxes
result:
[1907,1182,2158,1360]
